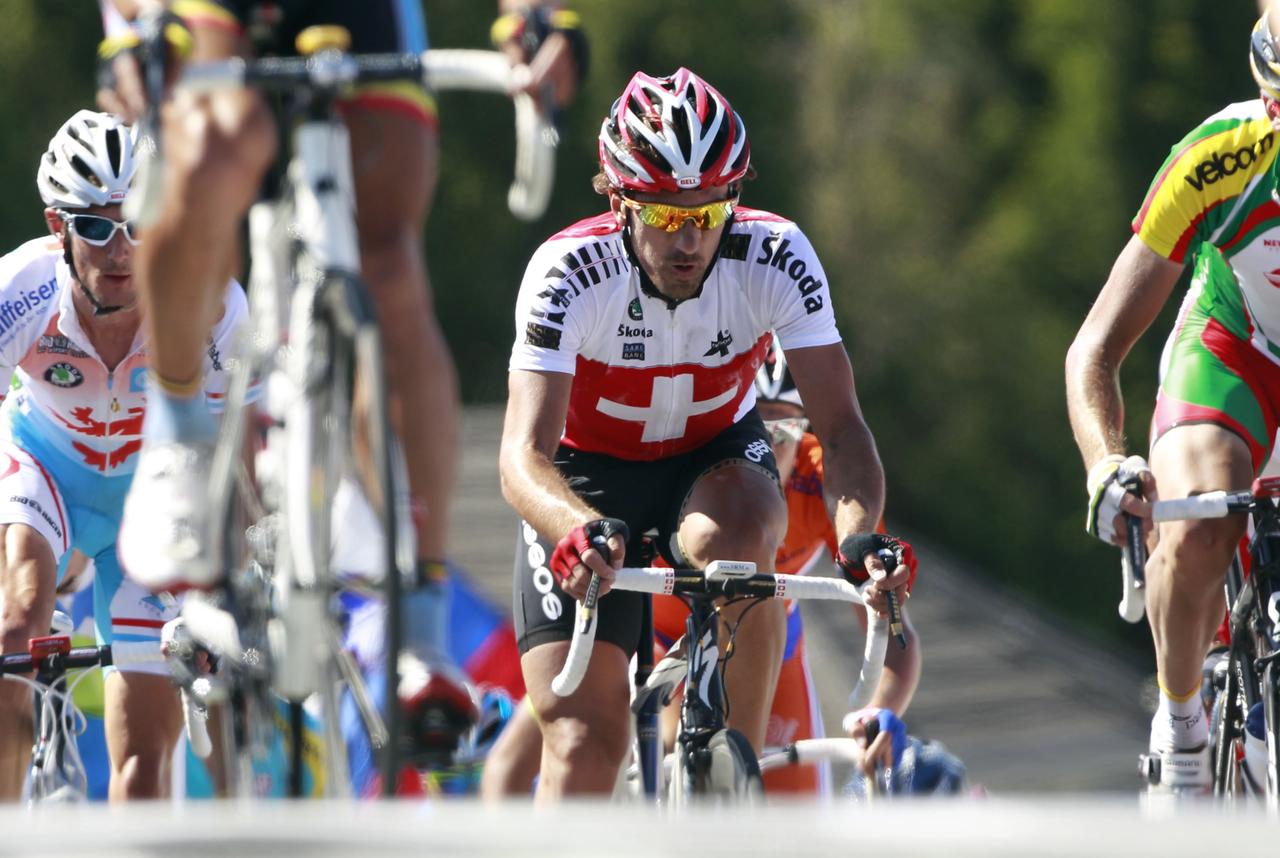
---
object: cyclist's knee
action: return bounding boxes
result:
[677,498,785,569]
[541,712,630,773]
[1153,516,1245,582]
[109,749,170,800]
[360,224,425,299]
[0,549,57,651]
[677,467,786,568]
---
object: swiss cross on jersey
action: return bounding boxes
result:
[565,340,767,458]
[509,208,842,462]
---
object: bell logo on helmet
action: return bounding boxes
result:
[109,191,127,202]
[677,176,700,189]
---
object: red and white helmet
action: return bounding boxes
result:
[598,68,751,194]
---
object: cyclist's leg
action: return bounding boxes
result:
[1146,425,1250,737]
[334,11,468,743]
[138,19,273,407]
[0,525,58,800]
[95,556,182,800]
[667,419,789,754]
[102,672,182,800]
[760,631,827,796]
[122,14,275,586]
[0,445,70,799]
[347,105,454,568]
[511,448,665,798]
[519,641,632,800]
[478,696,544,800]
[1145,299,1277,763]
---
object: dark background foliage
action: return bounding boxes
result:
[2,0,1261,651]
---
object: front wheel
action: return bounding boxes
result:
[700,729,763,803]
[1209,651,1244,799]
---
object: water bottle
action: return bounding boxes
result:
[1243,702,1268,792]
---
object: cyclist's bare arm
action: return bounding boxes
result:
[495,0,584,109]
[785,343,904,593]
[499,369,620,598]
[1065,234,1182,471]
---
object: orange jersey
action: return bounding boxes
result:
[776,433,837,575]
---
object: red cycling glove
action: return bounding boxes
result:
[548,518,630,586]
[836,533,918,592]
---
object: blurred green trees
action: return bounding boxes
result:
[0,0,1260,646]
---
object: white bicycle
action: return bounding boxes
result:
[127,22,557,797]
[0,627,165,804]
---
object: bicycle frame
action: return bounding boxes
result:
[0,636,112,803]
[556,562,890,804]
[204,89,399,801]
[125,29,558,800]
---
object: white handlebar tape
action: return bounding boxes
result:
[1152,492,1229,523]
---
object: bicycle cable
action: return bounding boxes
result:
[708,595,766,727]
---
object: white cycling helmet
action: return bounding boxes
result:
[755,333,803,409]
[37,110,137,209]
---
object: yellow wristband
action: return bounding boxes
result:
[524,694,543,727]
[98,31,141,61]
[152,373,204,397]
[490,12,523,47]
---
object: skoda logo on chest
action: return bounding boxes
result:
[44,362,84,388]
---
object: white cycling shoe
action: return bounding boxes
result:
[1140,744,1211,792]
[118,442,218,592]
[1141,703,1212,795]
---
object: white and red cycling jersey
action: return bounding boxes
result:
[0,236,245,477]
[509,207,841,460]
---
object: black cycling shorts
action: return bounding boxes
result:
[512,411,779,656]
[181,0,429,56]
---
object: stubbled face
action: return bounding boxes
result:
[611,186,733,302]
[759,399,806,484]
[44,204,137,317]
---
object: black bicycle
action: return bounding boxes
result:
[552,559,889,804]
[1125,476,1280,804]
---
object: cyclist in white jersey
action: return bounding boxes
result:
[501,68,914,798]
[0,110,247,800]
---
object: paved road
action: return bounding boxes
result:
[3,798,1263,857]
[450,405,1151,793]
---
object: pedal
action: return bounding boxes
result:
[1140,745,1210,792]
[1139,752,1160,785]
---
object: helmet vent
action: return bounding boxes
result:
[669,105,693,163]
[105,129,123,178]
[69,154,103,191]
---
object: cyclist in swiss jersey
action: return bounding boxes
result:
[500,68,916,798]
[1066,14,1280,792]
[0,111,247,801]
